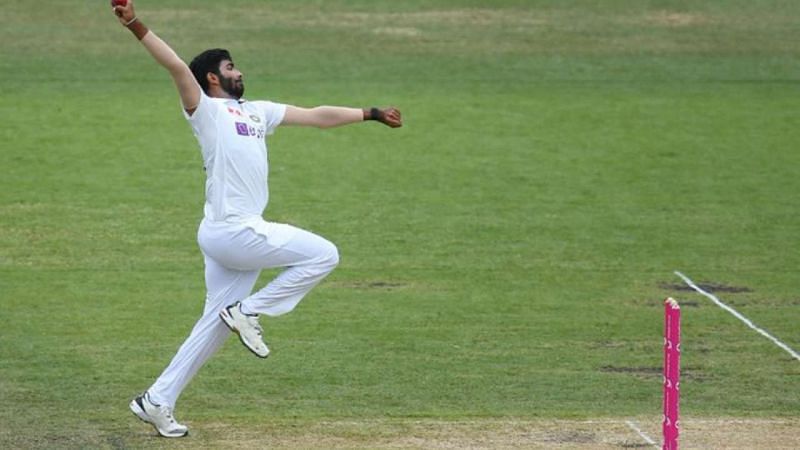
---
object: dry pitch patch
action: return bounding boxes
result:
[114,417,800,449]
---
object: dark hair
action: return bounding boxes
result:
[189,49,232,94]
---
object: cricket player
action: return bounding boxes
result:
[111,0,402,438]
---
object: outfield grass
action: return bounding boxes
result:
[1,0,799,447]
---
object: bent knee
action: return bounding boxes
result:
[318,241,339,270]
[326,242,340,268]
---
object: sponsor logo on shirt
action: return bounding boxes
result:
[235,121,266,139]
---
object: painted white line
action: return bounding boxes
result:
[674,271,800,362]
[625,420,658,447]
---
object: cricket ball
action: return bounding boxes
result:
[111,0,127,7]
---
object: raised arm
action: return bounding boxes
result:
[282,105,403,129]
[112,0,201,114]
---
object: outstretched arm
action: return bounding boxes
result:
[112,0,201,114]
[282,105,402,129]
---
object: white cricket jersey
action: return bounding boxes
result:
[183,92,286,222]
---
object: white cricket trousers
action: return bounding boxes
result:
[147,217,339,408]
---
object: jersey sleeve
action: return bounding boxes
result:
[182,91,218,129]
[253,101,287,136]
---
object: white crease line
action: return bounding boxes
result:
[675,271,800,362]
[625,420,658,447]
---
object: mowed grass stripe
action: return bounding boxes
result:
[1,417,797,449]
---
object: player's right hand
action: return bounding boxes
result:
[112,0,136,26]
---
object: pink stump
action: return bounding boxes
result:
[663,298,681,450]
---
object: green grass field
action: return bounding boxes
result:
[1,0,799,448]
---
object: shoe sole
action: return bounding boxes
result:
[129,398,188,438]
[219,306,270,359]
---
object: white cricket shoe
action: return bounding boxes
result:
[129,392,188,438]
[219,301,270,358]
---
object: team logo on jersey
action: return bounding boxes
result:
[227,107,244,117]
[235,122,249,136]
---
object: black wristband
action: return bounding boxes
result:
[369,107,382,121]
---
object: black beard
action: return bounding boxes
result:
[219,74,244,99]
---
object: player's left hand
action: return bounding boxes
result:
[378,107,403,128]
